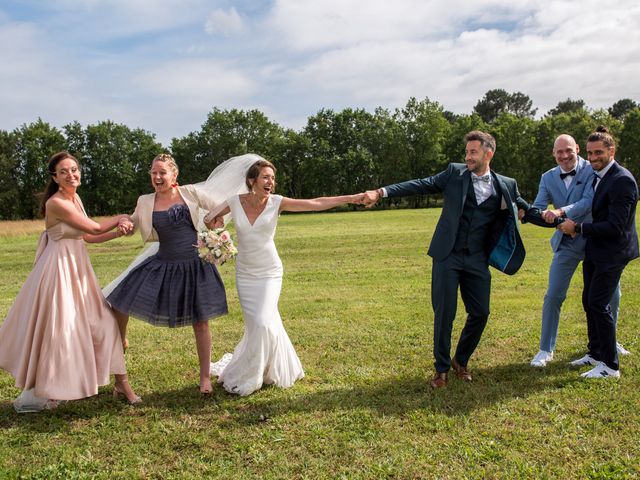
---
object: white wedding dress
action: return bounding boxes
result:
[211,194,304,396]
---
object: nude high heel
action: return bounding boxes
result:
[113,378,142,405]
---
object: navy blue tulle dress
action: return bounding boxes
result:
[106,203,228,327]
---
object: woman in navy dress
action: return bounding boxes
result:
[105,154,227,394]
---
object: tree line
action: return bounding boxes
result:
[1,89,639,220]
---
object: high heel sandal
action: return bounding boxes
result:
[113,383,142,405]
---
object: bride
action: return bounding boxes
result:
[210,158,363,396]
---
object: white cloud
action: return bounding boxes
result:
[205,8,244,36]
[264,0,536,51]
[29,0,212,39]
[1,0,640,145]
[264,0,640,118]
[135,59,256,110]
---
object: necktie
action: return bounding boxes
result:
[560,170,576,180]
[591,173,600,189]
[472,175,491,184]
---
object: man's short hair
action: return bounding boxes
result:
[464,131,496,153]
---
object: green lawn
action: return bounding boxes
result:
[0,209,638,479]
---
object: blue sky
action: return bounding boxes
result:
[1,0,639,146]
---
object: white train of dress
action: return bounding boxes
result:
[211,194,304,396]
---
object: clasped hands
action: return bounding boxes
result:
[540,208,578,237]
[116,216,135,236]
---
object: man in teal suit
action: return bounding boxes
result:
[364,131,536,388]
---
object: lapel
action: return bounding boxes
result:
[593,161,618,205]
[492,172,512,212]
[136,194,155,242]
[136,186,202,243]
[176,186,201,230]
[459,168,471,207]
[564,157,587,201]
[552,167,568,200]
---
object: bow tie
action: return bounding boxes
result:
[560,170,576,179]
[472,174,491,184]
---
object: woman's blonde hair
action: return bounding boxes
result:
[151,153,179,177]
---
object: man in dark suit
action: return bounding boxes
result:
[363,131,534,388]
[558,127,638,378]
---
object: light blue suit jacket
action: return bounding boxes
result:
[532,156,593,253]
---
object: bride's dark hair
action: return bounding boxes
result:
[245,159,277,193]
[40,151,80,217]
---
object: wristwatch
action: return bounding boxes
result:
[575,223,582,234]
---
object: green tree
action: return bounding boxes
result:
[301,108,378,198]
[70,121,162,215]
[271,129,311,198]
[0,130,20,219]
[548,98,586,116]
[473,89,537,123]
[368,107,409,189]
[13,119,66,218]
[608,98,638,120]
[490,114,538,199]
[617,107,640,180]
[170,108,285,185]
[393,97,450,207]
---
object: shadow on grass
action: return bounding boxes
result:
[222,360,588,423]
[0,360,588,431]
[0,383,227,432]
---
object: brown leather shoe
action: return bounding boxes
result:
[451,358,472,381]
[430,372,448,388]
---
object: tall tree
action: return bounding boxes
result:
[473,89,537,123]
[0,130,19,219]
[170,108,284,185]
[68,121,161,215]
[13,119,66,218]
[608,98,638,120]
[617,107,640,180]
[548,98,586,116]
[490,113,538,199]
[393,97,450,207]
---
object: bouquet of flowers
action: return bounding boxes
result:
[196,228,238,265]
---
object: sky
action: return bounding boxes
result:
[1,0,639,146]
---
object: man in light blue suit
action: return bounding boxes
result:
[529,134,628,367]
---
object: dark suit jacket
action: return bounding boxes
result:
[385,163,531,274]
[582,161,639,265]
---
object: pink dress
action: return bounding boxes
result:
[0,216,125,401]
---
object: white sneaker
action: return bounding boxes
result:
[530,350,553,367]
[617,343,631,356]
[569,354,598,367]
[580,362,620,379]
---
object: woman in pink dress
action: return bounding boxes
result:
[0,151,140,412]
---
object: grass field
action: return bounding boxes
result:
[0,208,638,479]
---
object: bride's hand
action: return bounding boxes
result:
[212,216,225,229]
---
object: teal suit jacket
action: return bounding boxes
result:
[385,163,531,274]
